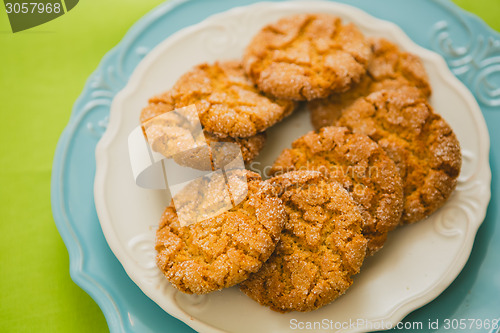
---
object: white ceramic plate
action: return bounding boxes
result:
[95,2,491,332]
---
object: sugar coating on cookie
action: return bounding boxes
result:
[243,14,372,101]
[309,38,431,129]
[240,171,367,312]
[155,171,286,294]
[271,126,403,254]
[172,131,267,171]
[141,98,267,170]
[147,61,296,138]
[335,89,461,224]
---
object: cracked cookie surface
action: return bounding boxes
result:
[309,38,431,129]
[271,126,403,254]
[146,60,296,138]
[243,14,372,101]
[335,89,461,223]
[155,171,286,294]
[240,171,367,312]
[141,96,267,170]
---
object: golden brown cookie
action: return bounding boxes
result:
[309,38,431,129]
[141,99,267,170]
[271,126,403,254]
[147,60,296,138]
[335,89,462,223]
[206,132,266,168]
[155,171,286,294]
[243,14,372,101]
[240,171,367,312]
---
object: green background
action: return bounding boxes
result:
[0,0,498,332]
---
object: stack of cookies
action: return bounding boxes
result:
[144,13,462,313]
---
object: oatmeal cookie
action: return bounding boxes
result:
[147,60,296,138]
[335,89,461,223]
[243,14,372,101]
[309,38,431,129]
[271,126,403,254]
[155,171,286,294]
[141,99,267,170]
[240,171,367,312]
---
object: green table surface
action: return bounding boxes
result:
[0,0,498,332]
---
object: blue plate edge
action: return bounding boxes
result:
[49,0,500,332]
[49,1,190,331]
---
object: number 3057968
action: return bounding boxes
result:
[5,2,62,14]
